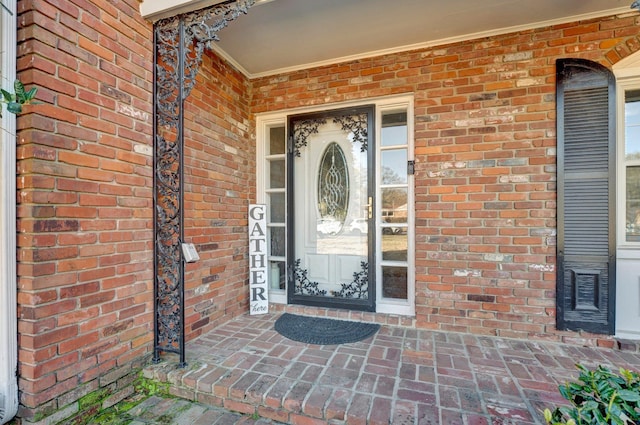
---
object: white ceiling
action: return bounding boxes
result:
[204,0,635,78]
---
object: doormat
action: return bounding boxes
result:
[274,313,380,345]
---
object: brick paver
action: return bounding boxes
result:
[141,312,640,424]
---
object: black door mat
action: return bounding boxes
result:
[274,313,380,345]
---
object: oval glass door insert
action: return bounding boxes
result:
[317,142,349,233]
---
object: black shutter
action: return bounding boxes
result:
[556,59,616,334]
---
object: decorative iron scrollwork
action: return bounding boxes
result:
[292,118,326,156]
[292,113,369,158]
[292,259,327,296]
[153,0,254,366]
[332,262,369,299]
[293,259,369,300]
[333,114,368,151]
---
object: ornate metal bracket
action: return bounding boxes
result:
[153,0,254,366]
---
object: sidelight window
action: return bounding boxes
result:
[625,90,640,242]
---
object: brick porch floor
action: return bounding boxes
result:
[143,312,640,425]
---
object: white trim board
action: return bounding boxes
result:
[0,0,19,423]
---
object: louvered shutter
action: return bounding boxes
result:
[556,59,616,334]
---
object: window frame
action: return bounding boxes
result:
[616,76,640,248]
[256,117,288,305]
[376,101,415,315]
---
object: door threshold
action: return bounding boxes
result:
[269,303,416,328]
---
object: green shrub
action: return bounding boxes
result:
[544,364,640,425]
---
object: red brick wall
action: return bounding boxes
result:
[16,0,154,420]
[183,50,254,340]
[251,12,640,344]
[14,1,255,420]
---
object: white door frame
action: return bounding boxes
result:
[613,51,640,339]
[256,95,415,316]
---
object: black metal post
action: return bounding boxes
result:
[152,22,160,364]
[151,0,254,367]
[177,17,187,368]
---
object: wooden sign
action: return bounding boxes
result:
[248,204,269,315]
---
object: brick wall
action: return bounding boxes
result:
[251,12,640,344]
[16,0,154,421]
[183,50,254,340]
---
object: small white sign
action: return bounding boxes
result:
[181,243,200,263]
[248,204,269,315]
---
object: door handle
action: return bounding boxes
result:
[367,196,373,219]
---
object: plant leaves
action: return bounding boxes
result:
[558,385,570,401]
[1,89,13,102]
[618,389,640,402]
[13,79,26,102]
[7,102,22,114]
[544,365,640,424]
[25,87,37,101]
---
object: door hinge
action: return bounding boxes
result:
[407,160,415,175]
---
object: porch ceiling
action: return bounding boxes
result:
[205,0,632,78]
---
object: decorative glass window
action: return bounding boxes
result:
[317,142,349,231]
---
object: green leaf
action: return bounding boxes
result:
[7,102,22,114]
[617,389,640,402]
[13,79,26,102]
[1,89,13,102]
[558,405,576,419]
[581,400,599,411]
[592,408,606,423]
[559,385,570,400]
[25,87,37,101]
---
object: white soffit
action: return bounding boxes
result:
[141,0,636,78]
[140,0,227,21]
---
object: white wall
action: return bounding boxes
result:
[0,0,18,423]
[616,251,640,339]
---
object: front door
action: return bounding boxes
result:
[287,106,375,311]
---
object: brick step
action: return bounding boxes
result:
[144,360,358,424]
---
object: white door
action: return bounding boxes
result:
[288,106,375,311]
